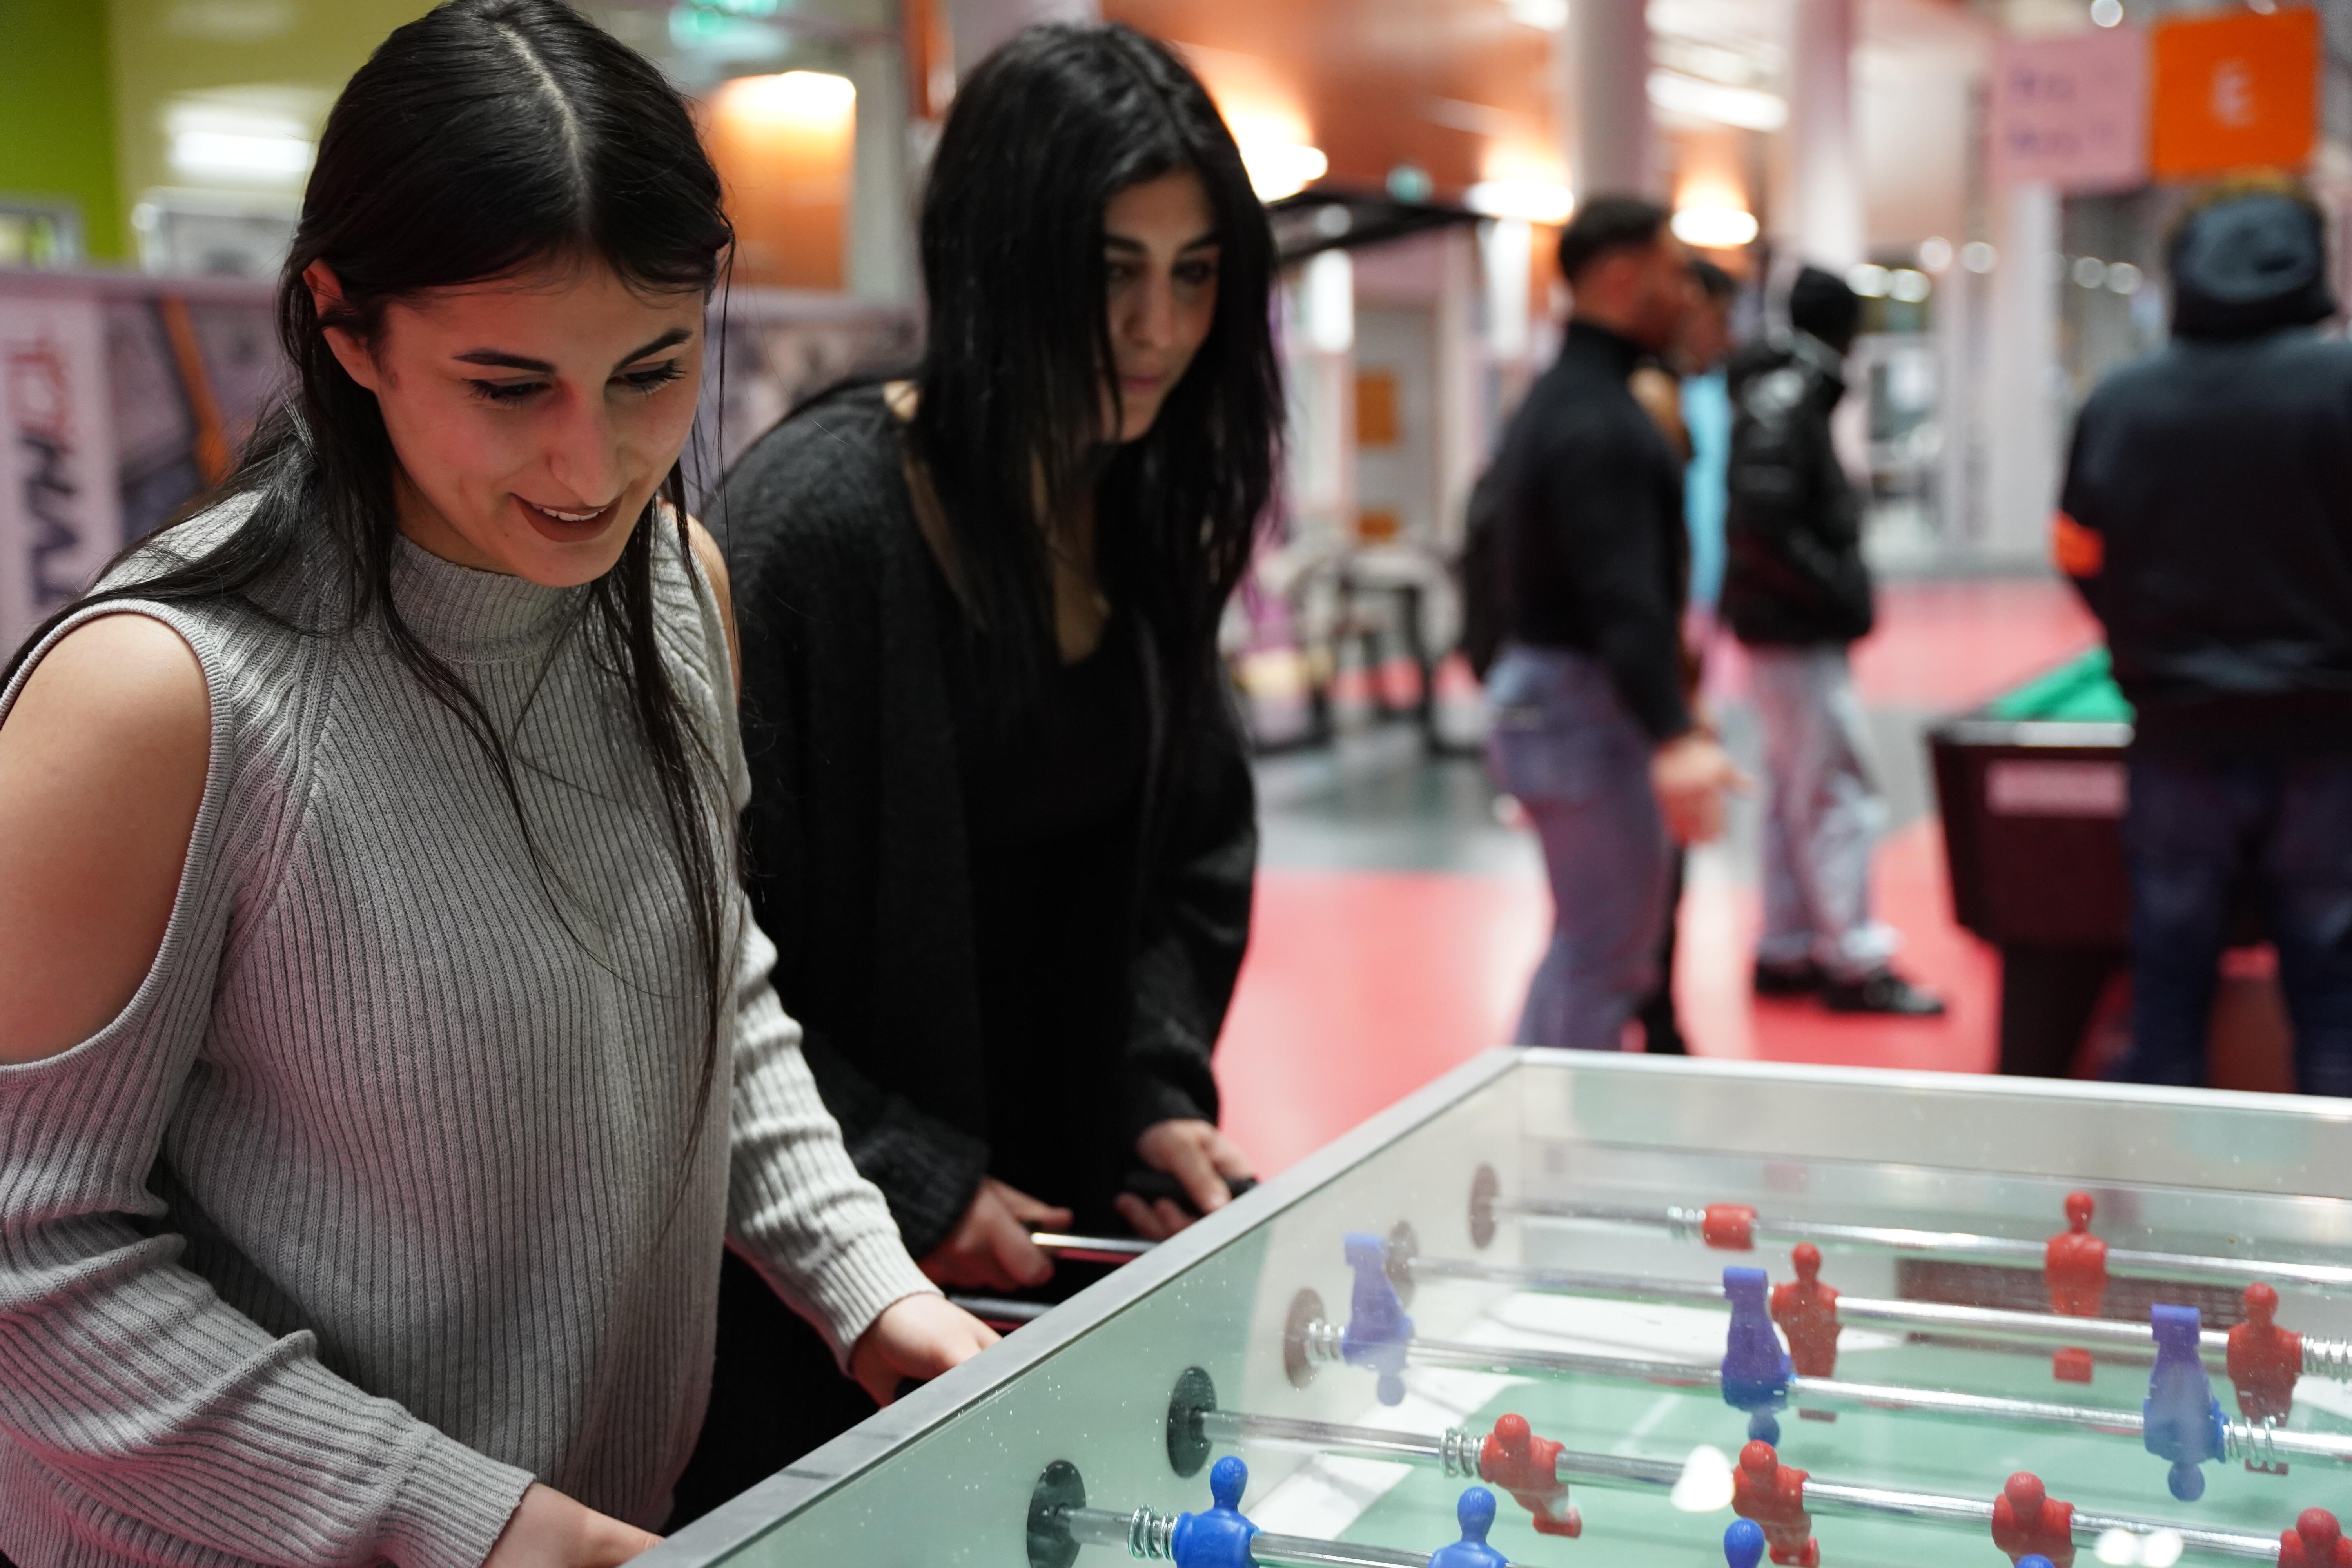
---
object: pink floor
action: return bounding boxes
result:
[1217,577,2102,1178]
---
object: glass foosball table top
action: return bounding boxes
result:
[646,1052,2352,1568]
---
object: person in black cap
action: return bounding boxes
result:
[2057,177,2352,1092]
[1722,265,1944,1016]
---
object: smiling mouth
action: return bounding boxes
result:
[522,498,615,524]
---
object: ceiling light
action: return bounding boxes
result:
[2090,0,2124,25]
[170,129,314,181]
[719,70,856,131]
[2107,261,2143,294]
[2073,255,2108,289]
[1671,206,1758,248]
[1918,236,1954,272]
[1889,268,1931,303]
[1243,143,1328,201]
[1847,263,1889,298]
[1467,180,1575,225]
[1505,0,1569,29]
[1961,241,1998,273]
[1647,71,1788,131]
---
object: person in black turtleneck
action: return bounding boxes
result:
[1483,195,1742,1051]
[2058,179,2352,1093]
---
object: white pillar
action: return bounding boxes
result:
[846,40,916,304]
[1566,0,1656,199]
[1780,0,1864,270]
[1433,227,1482,553]
[1982,182,2060,563]
[948,0,1097,76]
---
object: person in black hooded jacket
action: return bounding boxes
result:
[1722,266,1942,1016]
[2057,179,2352,1093]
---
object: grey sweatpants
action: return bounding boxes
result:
[1748,644,1898,982]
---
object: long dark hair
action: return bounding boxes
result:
[912,22,1281,720]
[2,0,737,1137]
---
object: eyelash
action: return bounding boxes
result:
[465,360,686,406]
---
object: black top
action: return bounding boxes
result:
[716,384,1258,1256]
[1721,331,1875,648]
[2061,327,2352,752]
[1491,319,1693,740]
[946,576,1150,1218]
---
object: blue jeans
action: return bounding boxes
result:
[1748,646,1898,982]
[1486,644,1670,1051]
[2122,749,2352,1094]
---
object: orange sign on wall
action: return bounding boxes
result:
[2150,8,2319,180]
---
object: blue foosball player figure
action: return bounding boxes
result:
[1171,1456,1259,1568]
[1725,1517,1767,1568]
[2143,1304,2226,1501]
[2019,1559,2056,1568]
[1722,1266,1793,1445]
[1341,1232,1414,1405]
[1428,1487,1508,1568]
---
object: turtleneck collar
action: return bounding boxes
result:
[390,533,582,661]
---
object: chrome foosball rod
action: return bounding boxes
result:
[1296,1235,2352,1494]
[1030,1454,1528,1568]
[1164,1373,2292,1564]
[1495,1194,2352,1291]
[1289,1306,2352,1467]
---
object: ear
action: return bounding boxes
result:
[304,260,383,394]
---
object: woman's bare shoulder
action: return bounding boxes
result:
[0,613,211,1065]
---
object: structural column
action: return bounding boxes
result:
[1565,0,1657,199]
[1982,182,2062,562]
[1779,0,1864,270]
[847,38,916,304]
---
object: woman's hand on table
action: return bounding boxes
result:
[848,1292,1000,1405]
[483,1483,662,1568]
[1120,1120,1255,1240]
[920,1176,1073,1292]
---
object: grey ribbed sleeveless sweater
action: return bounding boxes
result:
[0,504,935,1568]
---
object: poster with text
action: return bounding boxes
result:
[1990,27,2150,192]
[0,296,120,666]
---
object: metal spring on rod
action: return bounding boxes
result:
[1301,1318,1346,1366]
[1663,1206,1708,1243]
[2225,1419,2282,1472]
[2302,1338,2352,1381]
[1124,1506,1176,1560]
[1438,1426,1482,1478]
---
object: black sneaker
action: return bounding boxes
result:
[1821,969,1947,1016]
[1753,959,1824,997]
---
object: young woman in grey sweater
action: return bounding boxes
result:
[0,5,990,1566]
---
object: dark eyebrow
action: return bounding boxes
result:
[451,327,694,377]
[1104,232,1222,254]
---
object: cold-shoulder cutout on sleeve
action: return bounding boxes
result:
[0,612,211,1065]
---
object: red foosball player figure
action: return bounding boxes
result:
[1771,1244,1843,1377]
[2279,1508,2352,1566]
[1478,1414,1581,1537]
[1989,1472,2074,1568]
[1733,1440,1818,1567]
[2045,1192,2108,1383]
[2228,1282,2302,1434]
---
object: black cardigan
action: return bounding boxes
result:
[715,387,1258,1258]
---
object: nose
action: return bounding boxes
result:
[544,385,626,505]
[1122,267,1177,356]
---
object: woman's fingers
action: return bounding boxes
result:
[981,1197,1055,1287]
[993,1180,1075,1230]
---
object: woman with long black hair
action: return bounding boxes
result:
[682,21,1281,1506]
[0,4,989,1563]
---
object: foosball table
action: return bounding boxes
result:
[646,1051,2352,1568]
